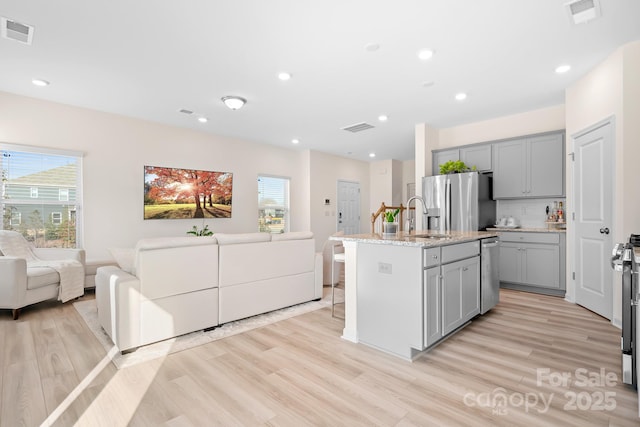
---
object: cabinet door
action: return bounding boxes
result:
[424,266,442,348]
[498,242,521,283]
[461,144,492,172]
[522,244,560,288]
[433,149,460,175]
[442,259,464,335]
[493,140,526,198]
[460,256,480,321]
[527,133,564,197]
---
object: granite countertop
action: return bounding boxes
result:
[487,226,566,233]
[330,230,499,248]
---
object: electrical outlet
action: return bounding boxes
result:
[378,262,392,274]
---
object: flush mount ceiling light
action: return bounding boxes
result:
[417,49,434,61]
[278,72,291,81]
[455,92,467,101]
[221,96,247,110]
[197,117,208,123]
[291,139,300,144]
[555,64,571,74]
[369,153,376,158]
[378,115,388,122]
[32,79,49,87]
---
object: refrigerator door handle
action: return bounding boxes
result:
[445,179,451,231]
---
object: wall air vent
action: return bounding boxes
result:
[565,0,601,24]
[1,17,34,45]
[342,122,375,133]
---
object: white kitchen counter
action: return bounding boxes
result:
[487,226,566,233]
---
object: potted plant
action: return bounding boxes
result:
[187,224,214,236]
[383,208,400,235]
[439,160,477,175]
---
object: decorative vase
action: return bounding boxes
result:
[383,221,398,235]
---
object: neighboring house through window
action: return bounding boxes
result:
[258,175,290,234]
[1,144,83,248]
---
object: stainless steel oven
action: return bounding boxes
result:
[612,236,639,388]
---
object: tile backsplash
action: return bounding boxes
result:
[496,198,566,228]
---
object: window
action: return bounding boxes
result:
[1,144,83,248]
[258,175,289,234]
[51,212,62,225]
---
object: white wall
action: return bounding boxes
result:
[0,91,367,259]
[309,150,370,251]
[565,40,640,325]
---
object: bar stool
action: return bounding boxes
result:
[331,243,345,318]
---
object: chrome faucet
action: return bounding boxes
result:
[405,195,428,232]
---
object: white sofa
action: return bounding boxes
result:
[96,232,322,352]
[96,236,220,352]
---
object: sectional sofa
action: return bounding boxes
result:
[95,232,322,352]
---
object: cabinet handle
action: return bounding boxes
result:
[463,267,468,271]
[432,255,438,259]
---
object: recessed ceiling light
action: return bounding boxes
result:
[32,79,49,87]
[422,81,435,88]
[369,153,376,158]
[197,117,208,123]
[365,43,380,52]
[555,64,571,74]
[378,115,388,122]
[278,72,292,81]
[417,49,434,61]
[455,92,467,101]
[291,139,299,144]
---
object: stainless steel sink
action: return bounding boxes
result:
[410,234,450,239]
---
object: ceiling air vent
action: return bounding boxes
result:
[342,122,375,133]
[178,109,194,115]
[565,0,601,24]
[1,17,34,45]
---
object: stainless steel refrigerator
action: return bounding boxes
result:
[422,172,495,233]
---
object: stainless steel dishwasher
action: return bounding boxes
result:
[480,238,500,314]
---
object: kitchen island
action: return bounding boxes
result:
[330,230,498,360]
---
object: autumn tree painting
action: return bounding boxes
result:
[144,166,233,219]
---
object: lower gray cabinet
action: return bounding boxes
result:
[423,266,442,347]
[442,256,480,335]
[499,232,565,294]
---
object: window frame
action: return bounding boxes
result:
[1,142,83,248]
[257,174,290,234]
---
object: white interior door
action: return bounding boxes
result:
[337,180,360,235]
[574,121,613,319]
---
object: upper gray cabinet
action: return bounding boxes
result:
[432,144,492,174]
[432,149,459,174]
[461,144,492,172]
[493,132,564,199]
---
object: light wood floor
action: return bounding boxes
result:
[1,288,638,426]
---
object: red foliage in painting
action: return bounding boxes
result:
[145,166,233,215]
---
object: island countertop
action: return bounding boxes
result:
[330,230,499,247]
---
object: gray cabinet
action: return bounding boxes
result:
[432,149,459,174]
[493,132,564,198]
[423,266,442,347]
[432,144,492,174]
[461,144,492,172]
[424,241,480,345]
[442,256,480,335]
[499,232,566,295]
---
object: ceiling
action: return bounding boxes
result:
[1,1,639,161]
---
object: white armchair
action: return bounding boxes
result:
[0,231,85,319]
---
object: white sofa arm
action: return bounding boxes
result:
[33,248,86,265]
[95,266,142,352]
[0,257,28,309]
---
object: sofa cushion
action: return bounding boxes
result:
[109,248,135,274]
[27,266,60,290]
[271,231,313,241]
[215,233,271,245]
[135,236,218,251]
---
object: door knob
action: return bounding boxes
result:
[600,227,610,234]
